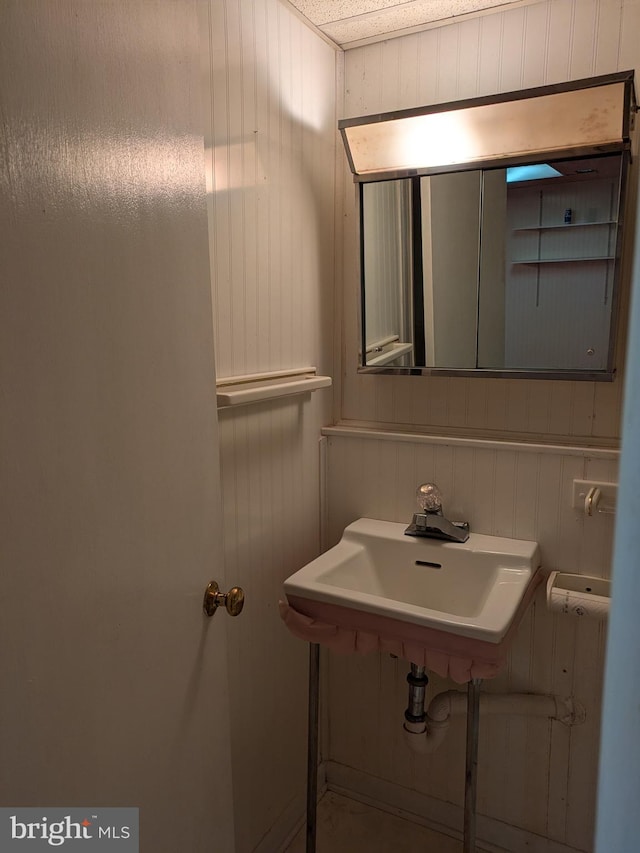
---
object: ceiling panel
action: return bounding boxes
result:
[286,0,538,48]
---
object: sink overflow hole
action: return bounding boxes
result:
[415,560,442,569]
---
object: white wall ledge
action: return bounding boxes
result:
[217,368,332,409]
[322,423,620,459]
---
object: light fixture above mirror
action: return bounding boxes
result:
[340,72,636,180]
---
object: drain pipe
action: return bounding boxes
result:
[403,667,585,755]
[405,663,429,727]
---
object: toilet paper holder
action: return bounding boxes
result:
[546,571,611,619]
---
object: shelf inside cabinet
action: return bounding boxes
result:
[513,256,614,265]
[513,220,616,232]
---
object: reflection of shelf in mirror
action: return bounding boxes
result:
[513,256,614,265]
[366,342,413,366]
[365,334,400,353]
[513,221,616,231]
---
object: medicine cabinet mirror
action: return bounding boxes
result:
[340,72,637,380]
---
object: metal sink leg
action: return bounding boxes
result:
[464,678,482,853]
[306,643,320,853]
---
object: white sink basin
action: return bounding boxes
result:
[284,518,541,646]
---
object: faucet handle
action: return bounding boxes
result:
[416,483,442,513]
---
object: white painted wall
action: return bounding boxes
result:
[200,2,337,850]
[0,2,236,850]
[327,1,640,850]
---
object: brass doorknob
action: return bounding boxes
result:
[203,581,245,618]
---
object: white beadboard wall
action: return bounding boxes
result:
[324,2,638,851]
[200,2,337,851]
[339,0,640,446]
[325,435,618,852]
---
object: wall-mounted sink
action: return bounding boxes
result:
[281,518,542,682]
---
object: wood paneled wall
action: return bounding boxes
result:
[199,2,638,849]
[325,2,638,850]
[201,2,337,851]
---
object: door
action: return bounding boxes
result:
[0,2,236,851]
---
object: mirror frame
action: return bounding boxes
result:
[342,72,637,382]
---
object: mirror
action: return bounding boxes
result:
[340,71,637,380]
[361,152,627,377]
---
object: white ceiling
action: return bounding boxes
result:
[286,0,536,48]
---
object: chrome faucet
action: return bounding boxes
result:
[404,483,469,543]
